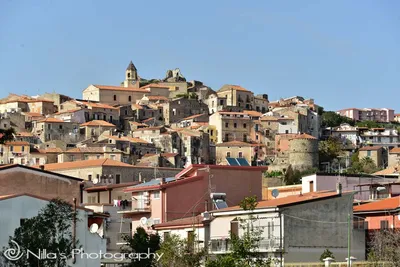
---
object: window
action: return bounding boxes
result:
[70,155,75,161]
[210,130,214,136]
[21,158,25,165]
[231,219,239,237]
[84,155,89,160]
[59,125,63,129]
[225,122,229,128]
[153,218,161,225]
[127,73,131,78]
[238,152,243,158]
[234,123,237,128]
[10,146,14,152]
[113,95,117,101]
[9,158,14,164]
[88,196,97,204]
[225,133,229,141]
[128,96,132,102]
[110,154,116,160]
[187,231,194,251]
[285,130,289,134]
[380,220,389,229]
[103,114,107,120]
[125,110,128,115]
[35,158,40,165]
[22,146,25,152]
[96,154,101,159]
[226,152,231,158]
[243,123,247,128]
[164,232,170,240]
[48,124,51,129]
[153,190,160,199]
[219,99,224,105]
[367,150,371,157]
[256,135,259,140]
[88,174,92,181]
[243,134,247,142]
[20,219,27,226]
[116,174,121,184]
[109,116,113,122]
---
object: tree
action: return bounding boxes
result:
[122,226,161,267]
[347,156,380,174]
[283,166,317,185]
[356,120,382,129]
[1,198,78,267]
[368,229,400,265]
[319,137,345,164]
[0,127,15,144]
[206,196,271,267]
[321,111,355,127]
[319,248,335,262]
[157,233,206,267]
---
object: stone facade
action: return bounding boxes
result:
[163,97,208,125]
[209,111,252,144]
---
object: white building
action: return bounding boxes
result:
[0,193,106,267]
[209,191,365,263]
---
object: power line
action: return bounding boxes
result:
[283,214,348,224]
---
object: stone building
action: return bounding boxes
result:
[32,118,81,143]
[177,129,210,166]
[80,120,117,140]
[388,147,400,167]
[57,146,125,163]
[162,97,208,125]
[0,94,55,115]
[359,146,386,168]
[209,111,252,143]
[205,93,227,114]
[82,84,149,106]
[131,126,181,154]
[215,140,265,165]
[254,94,269,113]
[41,92,73,111]
[216,84,254,109]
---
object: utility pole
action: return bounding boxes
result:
[347,213,351,266]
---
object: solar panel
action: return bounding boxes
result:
[237,158,250,166]
[214,200,228,209]
[226,157,239,166]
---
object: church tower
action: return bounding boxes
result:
[123,61,139,87]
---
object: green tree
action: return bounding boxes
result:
[355,120,382,129]
[347,156,380,174]
[1,198,78,267]
[122,226,161,267]
[0,127,15,144]
[320,248,335,262]
[157,233,206,267]
[319,137,345,163]
[321,111,355,127]
[206,196,271,267]
[368,229,400,265]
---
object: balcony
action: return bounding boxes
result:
[116,232,130,246]
[209,237,282,254]
[117,200,151,214]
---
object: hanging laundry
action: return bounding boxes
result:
[113,199,118,207]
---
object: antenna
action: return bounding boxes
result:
[271,189,280,199]
[140,217,148,226]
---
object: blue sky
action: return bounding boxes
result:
[0,0,399,111]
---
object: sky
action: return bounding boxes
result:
[0,0,399,111]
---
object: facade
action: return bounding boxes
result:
[209,111,252,144]
[358,146,385,168]
[131,127,181,154]
[337,108,395,123]
[82,85,149,106]
[215,140,262,166]
[177,129,210,166]
[209,191,365,263]
[388,147,400,167]
[0,141,30,165]
[80,120,116,140]
[205,93,227,114]
[54,108,87,124]
[32,118,81,143]
[330,123,361,148]
[0,94,55,115]
[0,193,106,267]
[121,164,267,236]
[58,146,124,163]
[178,113,209,128]
[216,84,254,109]
[359,128,400,148]
[163,97,208,125]
[254,94,269,113]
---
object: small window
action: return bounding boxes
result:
[243,123,247,128]
[226,152,231,158]
[22,146,25,152]
[367,150,371,157]
[124,110,128,115]
[127,73,131,78]
[9,158,14,164]
[153,190,160,199]
[380,220,389,229]
[225,122,229,128]
[59,125,63,129]
[96,155,101,159]
[10,146,14,152]
[88,174,92,181]
[231,220,239,237]
[234,123,237,128]
[21,158,25,165]
[116,174,121,184]
[238,152,243,158]
[84,155,89,160]
[114,95,117,101]
[128,96,132,102]
[164,232,170,240]
[110,154,116,160]
[48,124,51,129]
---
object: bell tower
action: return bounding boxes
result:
[123,61,139,87]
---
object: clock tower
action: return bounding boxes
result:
[123,61,139,88]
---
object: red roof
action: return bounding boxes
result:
[38,118,65,123]
[154,215,205,229]
[140,83,170,89]
[93,85,149,93]
[80,120,116,127]
[354,196,400,213]
[34,158,134,171]
[359,146,383,151]
[389,147,400,154]
[182,113,207,121]
[243,110,263,117]
[4,141,29,146]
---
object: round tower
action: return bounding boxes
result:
[288,134,319,171]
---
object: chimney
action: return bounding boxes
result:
[39,165,45,170]
[336,183,342,195]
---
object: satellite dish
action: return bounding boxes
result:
[89,223,99,233]
[147,218,154,227]
[271,189,280,199]
[93,178,99,184]
[140,217,148,226]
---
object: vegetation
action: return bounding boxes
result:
[157,233,206,267]
[175,92,198,99]
[264,170,283,177]
[122,227,161,267]
[319,137,346,164]
[283,166,318,185]
[319,248,335,262]
[346,155,380,174]
[321,111,355,127]
[206,196,272,267]
[1,198,78,267]
[0,127,15,144]
[368,229,400,265]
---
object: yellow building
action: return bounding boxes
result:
[209,111,252,143]
[215,140,253,165]
[216,84,254,109]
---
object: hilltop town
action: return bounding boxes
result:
[1,61,400,266]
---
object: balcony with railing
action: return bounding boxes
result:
[209,237,282,254]
[117,199,151,214]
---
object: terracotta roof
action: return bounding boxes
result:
[141,153,158,158]
[16,132,34,137]
[389,147,400,154]
[0,95,54,104]
[140,83,170,89]
[4,141,29,146]
[107,135,149,144]
[37,148,63,153]
[133,126,162,132]
[34,158,134,171]
[93,85,149,93]
[260,116,279,121]
[218,84,250,92]
[182,113,207,121]
[63,147,123,153]
[129,121,148,127]
[216,140,252,147]
[154,215,205,229]
[218,111,247,115]
[161,153,178,158]
[142,117,155,123]
[373,166,400,176]
[23,112,43,117]
[146,95,169,101]
[354,196,400,213]
[214,191,340,212]
[359,146,383,151]
[54,108,82,115]
[131,104,144,110]
[243,110,263,117]
[38,118,65,123]
[291,133,317,140]
[85,182,139,192]
[79,101,118,110]
[80,120,116,127]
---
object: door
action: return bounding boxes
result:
[309,181,314,192]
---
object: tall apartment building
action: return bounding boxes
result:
[337,108,395,122]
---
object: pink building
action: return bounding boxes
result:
[120,164,267,232]
[337,108,395,122]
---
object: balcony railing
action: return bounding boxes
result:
[209,237,282,253]
[116,232,130,245]
[117,200,151,214]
